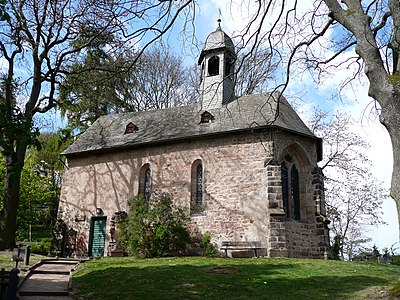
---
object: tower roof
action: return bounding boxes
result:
[198,21,236,64]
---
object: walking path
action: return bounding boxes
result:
[18,258,80,300]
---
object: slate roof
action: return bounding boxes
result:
[62,92,321,158]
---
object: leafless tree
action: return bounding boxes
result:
[123,46,197,111]
[310,110,387,259]
[59,45,197,131]
[0,0,195,250]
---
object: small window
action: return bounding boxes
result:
[139,164,151,200]
[208,56,219,76]
[200,111,214,123]
[281,155,300,220]
[191,160,205,214]
[125,122,138,134]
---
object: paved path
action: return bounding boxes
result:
[18,259,80,300]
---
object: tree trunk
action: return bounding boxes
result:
[379,95,400,230]
[0,143,27,250]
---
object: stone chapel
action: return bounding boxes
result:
[58,23,330,258]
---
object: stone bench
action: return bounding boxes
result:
[221,241,261,257]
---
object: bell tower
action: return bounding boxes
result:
[198,20,236,110]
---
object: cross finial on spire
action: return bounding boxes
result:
[217,8,222,29]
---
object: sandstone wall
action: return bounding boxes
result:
[58,129,329,257]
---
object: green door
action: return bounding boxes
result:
[90,217,107,257]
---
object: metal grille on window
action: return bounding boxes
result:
[290,165,300,220]
[281,162,289,218]
[195,164,203,205]
[144,168,151,200]
[281,156,301,220]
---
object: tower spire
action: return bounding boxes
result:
[198,21,236,110]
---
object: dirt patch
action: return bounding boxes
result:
[350,287,399,300]
[204,266,238,275]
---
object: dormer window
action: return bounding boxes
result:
[208,56,219,76]
[200,111,214,123]
[124,122,138,134]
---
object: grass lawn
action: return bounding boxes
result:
[0,250,48,272]
[72,256,400,300]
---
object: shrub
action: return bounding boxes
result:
[30,238,51,255]
[118,193,191,258]
[391,255,400,266]
[200,232,216,257]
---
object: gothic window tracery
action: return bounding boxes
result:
[281,155,301,220]
[139,164,151,200]
[191,159,205,214]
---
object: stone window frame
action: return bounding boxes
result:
[280,153,303,221]
[208,55,220,76]
[190,159,205,215]
[139,163,152,200]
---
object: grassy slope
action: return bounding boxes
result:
[72,257,400,300]
[0,250,48,272]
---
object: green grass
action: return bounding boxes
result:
[72,257,400,300]
[0,250,49,271]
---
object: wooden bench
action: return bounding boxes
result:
[221,241,262,257]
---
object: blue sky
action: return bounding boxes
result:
[194,1,398,251]
[31,1,399,252]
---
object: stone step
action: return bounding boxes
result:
[30,269,70,275]
[19,290,69,297]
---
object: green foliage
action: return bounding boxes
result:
[390,281,400,298]
[0,0,10,23]
[388,72,400,85]
[117,193,191,258]
[0,130,72,241]
[391,255,400,266]
[200,232,216,257]
[15,155,55,241]
[29,238,51,255]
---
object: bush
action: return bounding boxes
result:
[118,193,191,258]
[200,232,216,257]
[391,255,400,266]
[30,238,51,255]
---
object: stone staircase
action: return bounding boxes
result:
[18,259,80,299]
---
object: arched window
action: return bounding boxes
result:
[208,56,219,76]
[290,165,300,220]
[281,155,300,220]
[139,164,151,200]
[281,161,289,217]
[191,160,204,214]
